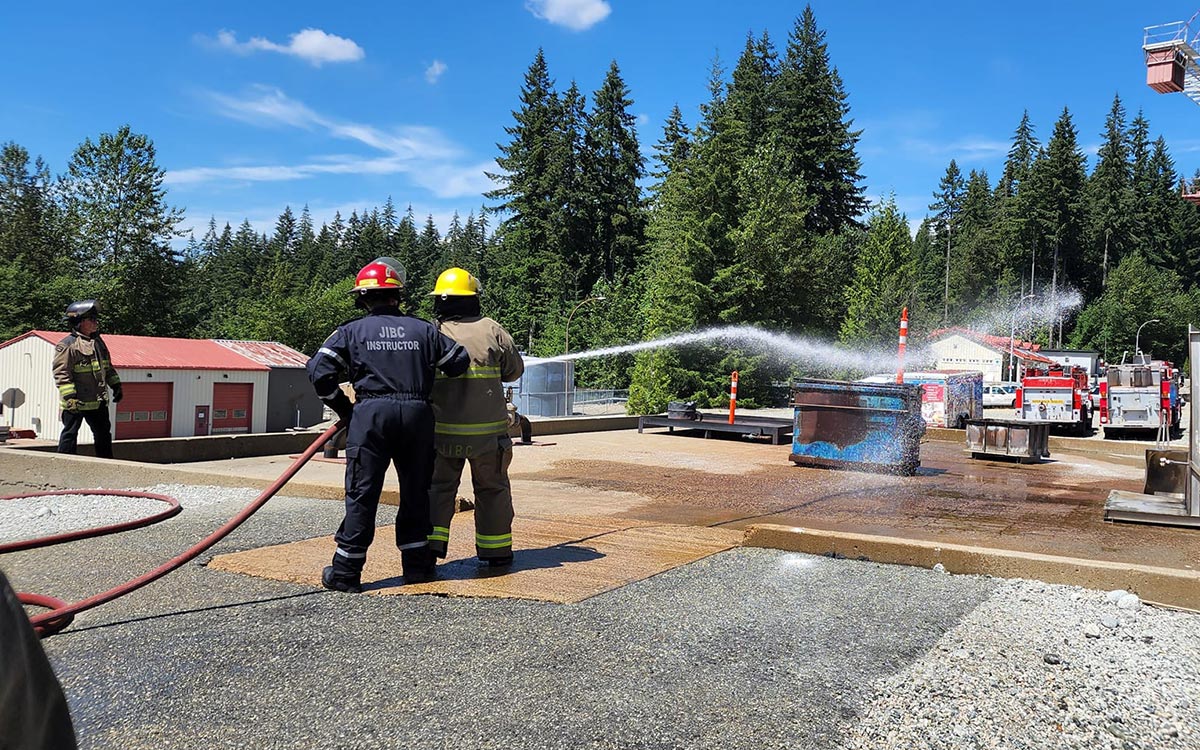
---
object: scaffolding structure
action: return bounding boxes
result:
[1146,14,1200,204]
[1144,14,1200,102]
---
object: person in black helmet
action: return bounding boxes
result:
[52,300,121,458]
[306,261,470,592]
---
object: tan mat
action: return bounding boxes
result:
[209,513,740,603]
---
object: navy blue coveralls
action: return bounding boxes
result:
[307,308,469,582]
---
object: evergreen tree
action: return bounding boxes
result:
[1023,108,1087,344]
[60,125,184,335]
[0,142,68,337]
[584,60,647,283]
[485,49,570,351]
[1083,95,1133,297]
[769,5,867,235]
[1070,251,1191,364]
[928,159,964,325]
[840,196,913,346]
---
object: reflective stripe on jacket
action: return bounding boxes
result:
[52,333,120,410]
[432,316,524,442]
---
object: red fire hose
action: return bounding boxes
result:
[4,423,342,638]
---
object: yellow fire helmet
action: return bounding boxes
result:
[429,267,480,296]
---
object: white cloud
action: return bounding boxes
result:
[525,0,611,31]
[900,137,1010,162]
[211,28,364,66]
[206,87,461,159]
[168,87,494,199]
[425,60,448,84]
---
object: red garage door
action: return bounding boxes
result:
[212,383,253,434]
[115,383,173,439]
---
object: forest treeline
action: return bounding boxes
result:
[4,6,1200,410]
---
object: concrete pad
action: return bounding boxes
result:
[743,523,1200,610]
[208,512,740,603]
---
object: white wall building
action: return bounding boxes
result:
[0,331,303,443]
[927,328,1056,384]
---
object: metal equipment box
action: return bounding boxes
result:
[965,418,1052,463]
[789,379,925,475]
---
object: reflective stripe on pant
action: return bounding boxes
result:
[428,434,514,560]
[57,407,113,459]
[332,398,435,577]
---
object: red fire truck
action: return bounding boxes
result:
[1016,364,1093,434]
[1097,356,1182,438]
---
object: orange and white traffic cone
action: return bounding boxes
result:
[728,371,739,424]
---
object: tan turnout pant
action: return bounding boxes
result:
[428,435,514,560]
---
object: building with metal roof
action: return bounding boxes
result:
[927,327,1056,384]
[0,331,321,444]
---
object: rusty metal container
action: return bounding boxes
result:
[789,379,925,475]
[965,418,1051,463]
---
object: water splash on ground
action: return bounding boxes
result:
[527,325,917,375]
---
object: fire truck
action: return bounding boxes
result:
[1016,364,1093,434]
[1098,355,1182,437]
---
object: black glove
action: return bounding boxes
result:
[63,398,81,412]
[112,384,123,403]
[327,392,353,425]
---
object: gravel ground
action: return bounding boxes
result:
[5,482,1199,749]
[840,579,1200,750]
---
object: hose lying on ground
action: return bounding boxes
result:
[3,423,342,638]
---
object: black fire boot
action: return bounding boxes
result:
[401,547,437,584]
[322,566,362,594]
[480,554,514,569]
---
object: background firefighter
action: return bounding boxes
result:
[427,267,525,568]
[52,300,121,458]
[306,261,469,592]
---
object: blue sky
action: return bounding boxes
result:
[4,1,1200,241]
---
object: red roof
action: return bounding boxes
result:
[5,331,268,371]
[928,327,1056,365]
[215,340,309,368]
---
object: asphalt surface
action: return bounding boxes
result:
[6,490,998,750]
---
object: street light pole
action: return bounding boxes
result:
[564,296,606,355]
[1009,293,1036,382]
[1135,318,1160,358]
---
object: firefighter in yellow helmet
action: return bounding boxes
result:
[427,268,524,568]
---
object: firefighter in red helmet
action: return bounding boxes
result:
[306,261,470,591]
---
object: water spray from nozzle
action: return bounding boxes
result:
[524,325,925,375]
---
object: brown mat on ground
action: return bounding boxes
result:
[208,513,740,603]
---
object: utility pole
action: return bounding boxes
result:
[942,222,951,326]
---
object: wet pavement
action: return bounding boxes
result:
[513,434,1200,573]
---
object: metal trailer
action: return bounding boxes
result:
[1104,327,1200,528]
[637,410,794,445]
[1098,356,1181,437]
[789,379,925,475]
[965,418,1053,463]
[860,371,983,429]
[1016,365,1092,434]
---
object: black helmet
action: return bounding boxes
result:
[65,300,100,328]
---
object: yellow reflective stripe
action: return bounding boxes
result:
[428,532,450,542]
[63,399,101,409]
[58,384,76,394]
[436,366,502,380]
[475,533,511,542]
[435,420,508,436]
[476,538,512,549]
[73,363,100,373]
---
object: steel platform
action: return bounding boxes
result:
[637,414,794,445]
